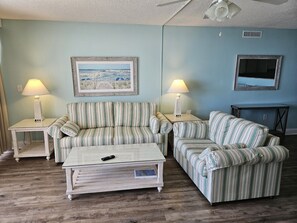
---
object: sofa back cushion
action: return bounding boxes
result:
[209,111,235,145]
[67,102,114,128]
[114,102,156,127]
[223,118,269,148]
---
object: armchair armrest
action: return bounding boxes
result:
[47,115,68,139]
[156,112,173,134]
[173,121,208,139]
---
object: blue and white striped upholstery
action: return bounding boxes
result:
[209,111,235,145]
[114,126,159,145]
[47,115,68,139]
[59,128,113,148]
[265,134,280,146]
[149,115,160,134]
[173,121,208,139]
[173,111,289,204]
[61,121,80,137]
[67,102,114,128]
[114,102,156,127]
[223,118,269,148]
[156,112,173,134]
[48,102,172,163]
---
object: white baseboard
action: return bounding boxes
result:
[285,128,297,135]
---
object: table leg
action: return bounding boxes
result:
[11,130,19,162]
[43,130,50,160]
[157,162,164,192]
[65,168,73,200]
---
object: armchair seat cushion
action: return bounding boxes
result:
[114,126,158,145]
[59,127,113,148]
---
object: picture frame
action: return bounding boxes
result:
[71,57,138,96]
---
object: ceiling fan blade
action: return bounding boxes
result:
[252,0,288,5]
[156,0,188,7]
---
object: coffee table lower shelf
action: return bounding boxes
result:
[65,166,164,200]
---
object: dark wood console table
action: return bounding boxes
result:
[231,103,289,137]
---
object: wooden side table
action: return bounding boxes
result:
[8,118,56,162]
[164,114,201,150]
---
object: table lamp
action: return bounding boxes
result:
[22,79,49,122]
[168,79,189,117]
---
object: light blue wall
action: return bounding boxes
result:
[1,20,297,129]
[162,26,297,128]
[1,20,162,124]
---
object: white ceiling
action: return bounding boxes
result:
[0,0,296,29]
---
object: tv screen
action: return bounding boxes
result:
[234,55,282,90]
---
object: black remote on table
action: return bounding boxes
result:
[101,155,115,161]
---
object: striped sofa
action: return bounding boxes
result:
[48,102,172,163]
[173,111,289,204]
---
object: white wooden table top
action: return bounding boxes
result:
[62,143,165,168]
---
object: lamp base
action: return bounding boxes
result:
[174,94,182,117]
[34,97,44,122]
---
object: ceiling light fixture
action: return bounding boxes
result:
[204,0,241,22]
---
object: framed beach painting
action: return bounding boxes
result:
[71,57,138,96]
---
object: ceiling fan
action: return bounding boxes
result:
[157,0,289,22]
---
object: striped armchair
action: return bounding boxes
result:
[173,111,289,204]
[48,102,172,163]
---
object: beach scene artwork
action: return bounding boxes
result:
[76,61,134,93]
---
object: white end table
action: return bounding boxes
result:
[164,114,201,123]
[8,118,56,162]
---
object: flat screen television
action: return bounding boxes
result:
[234,55,283,90]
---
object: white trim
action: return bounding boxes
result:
[285,128,297,135]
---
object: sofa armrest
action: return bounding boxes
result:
[173,121,209,139]
[203,145,289,171]
[250,145,289,163]
[264,133,280,146]
[47,115,68,139]
[156,112,173,134]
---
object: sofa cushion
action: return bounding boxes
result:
[67,102,114,128]
[174,121,208,139]
[209,111,235,145]
[150,115,160,134]
[114,126,156,144]
[59,127,113,148]
[223,118,269,148]
[61,121,80,137]
[114,102,156,127]
[175,138,217,160]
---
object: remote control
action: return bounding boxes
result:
[101,155,115,161]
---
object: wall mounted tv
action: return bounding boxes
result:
[234,55,283,91]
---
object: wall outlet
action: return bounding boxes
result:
[263,114,268,121]
[17,84,23,93]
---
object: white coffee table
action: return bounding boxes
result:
[62,143,166,200]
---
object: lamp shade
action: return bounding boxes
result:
[168,79,189,93]
[22,79,49,96]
